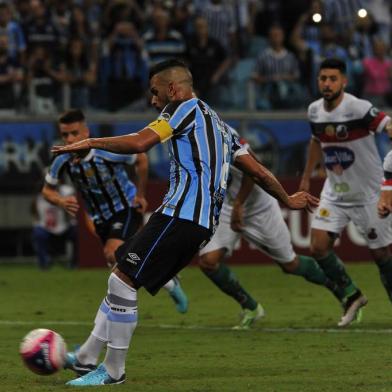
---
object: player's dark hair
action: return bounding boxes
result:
[149,59,189,80]
[319,58,346,74]
[58,109,85,124]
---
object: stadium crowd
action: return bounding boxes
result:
[0,0,391,113]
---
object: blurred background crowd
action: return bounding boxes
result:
[0,0,391,114]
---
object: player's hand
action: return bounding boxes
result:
[231,202,244,232]
[298,176,310,192]
[51,139,92,155]
[133,195,148,213]
[60,196,80,217]
[287,191,319,212]
[378,190,392,218]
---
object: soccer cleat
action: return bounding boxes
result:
[169,276,188,313]
[64,352,97,376]
[66,363,125,386]
[337,291,368,327]
[232,303,266,330]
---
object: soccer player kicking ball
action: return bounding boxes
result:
[43,109,188,376]
[199,128,347,330]
[52,59,318,386]
[300,58,392,327]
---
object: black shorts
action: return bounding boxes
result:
[115,212,211,295]
[95,208,143,244]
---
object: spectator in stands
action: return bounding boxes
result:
[324,0,367,44]
[0,34,23,109]
[0,2,26,64]
[50,0,72,50]
[186,16,231,102]
[366,0,391,47]
[196,0,237,55]
[362,39,392,107]
[26,44,67,113]
[143,7,186,67]
[64,36,96,109]
[252,24,304,110]
[31,181,78,270]
[100,21,148,111]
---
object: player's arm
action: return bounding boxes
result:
[51,128,161,155]
[378,150,392,218]
[234,153,319,211]
[231,174,254,232]
[133,153,149,213]
[41,183,79,217]
[298,137,323,192]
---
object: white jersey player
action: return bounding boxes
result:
[199,128,340,329]
[300,58,392,327]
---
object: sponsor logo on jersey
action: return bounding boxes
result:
[323,146,355,174]
[334,182,350,193]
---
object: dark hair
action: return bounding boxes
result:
[58,109,85,124]
[149,59,189,80]
[319,58,346,74]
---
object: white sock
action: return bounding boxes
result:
[77,298,109,365]
[104,273,138,379]
[162,278,176,292]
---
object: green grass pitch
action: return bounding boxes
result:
[1,262,392,392]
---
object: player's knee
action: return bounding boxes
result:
[279,257,298,274]
[310,242,329,260]
[199,254,219,272]
[371,247,391,265]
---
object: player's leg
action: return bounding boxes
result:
[31,226,52,269]
[199,212,264,328]
[104,208,188,312]
[66,213,210,386]
[352,203,392,302]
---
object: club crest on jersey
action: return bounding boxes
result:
[367,228,378,240]
[336,125,348,140]
[161,112,171,122]
[84,168,95,177]
[323,146,355,174]
[325,125,335,137]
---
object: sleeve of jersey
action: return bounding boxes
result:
[363,106,390,134]
[147,100,197,142]
[45,155,68,186]
[382,151,392,190]
[231,133,249,160]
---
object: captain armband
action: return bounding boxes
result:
[386,120,392,139]
[147,119,173,143]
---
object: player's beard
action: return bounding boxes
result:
[322,87,343,102]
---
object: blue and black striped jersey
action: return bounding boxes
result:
[148,98,246,232]
[46,149,137,223]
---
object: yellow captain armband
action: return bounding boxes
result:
[147,119,173,142]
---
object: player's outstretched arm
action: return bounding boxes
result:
[234,154,319,212]
[298,138,323,192]
[51,128,161,155]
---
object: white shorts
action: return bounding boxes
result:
[311,199,392,249]
[200,199,296,263]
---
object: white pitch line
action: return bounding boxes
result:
[1,320,392,334]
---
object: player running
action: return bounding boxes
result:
[299,58,392,327]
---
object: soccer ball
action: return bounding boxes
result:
[19,328,67,375]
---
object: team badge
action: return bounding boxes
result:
[319,208,330,218]
[161,112,171,121]
[84,168,95,177]
[325,125,335,137]
[336,124,348,140]
[367,228,378,240]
